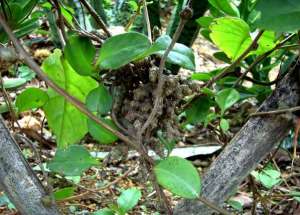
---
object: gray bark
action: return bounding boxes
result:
[174,68,300,214]
[0,115,60,215]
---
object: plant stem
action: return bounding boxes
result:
[79,0,111,37]
[234,33,296,87]
[250,106,300,117]
[143,0,152,42]
[205,30,265,88]
[198,196,231,215]
[0,14,156,163]
[137,7,190,143]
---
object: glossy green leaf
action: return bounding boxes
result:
[16,88,49,112]
[208,0,240,17]
[196,16,214,28]
[97,32,151,69]
[255,0,300,32]
[154,156,201,199]
[210,17,252,60]
[86,84,112,115]
[215,88,240,115]
[220,118,229,132]
[251,31,276,56]
[117,188,142,214]
[54,187,75,200]
[93,208,115,215]
[185,96,211,124]
[48,145,98,176]
[2,78,27,89]
[191,73,212,81]
[64,35,96,76]
[60,6,74,27]
[141,35,196,71]
[42,49,98,147]
[88,117,118,144]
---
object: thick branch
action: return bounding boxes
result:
[0,116,60,215]
[174,65,300,214]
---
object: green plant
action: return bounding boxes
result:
[93,188,142,215]
[1,0,300,214]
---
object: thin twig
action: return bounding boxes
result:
[249,175,258,215]
[78,0,111,37]
[51,0,67,47]
[136,8,193,214]
[198,196,231,215]
[147,162,173,215]
[137,7,191,143]
[58,166,134,203]
[0,14,156,164]
[234,33,296,87]
[125,1,143,31]
[250,106,300,117]
[204,30,265,88]
[0,74,18,130]
[143,0,152,42]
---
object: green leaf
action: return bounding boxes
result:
[88,117,118,144]
[289,191,300,203]
[253,31,276,55]
[42,49,98,147]
[0,103,9,114]
[117,188,142,214]
[213,52,231,64]
[60,6,74,27]
[185,96,211,124]
[220,118,229,132]
[16,88,49,112]
[86,84,112,115]
[64,35,96,76]
[208,0,240,17]
[141,35,196,71]
[191,73,212,81]
[93,208,115,215]
[0,193,15,210]
[154,156,201,199]
[17,65,36,81]
[196,16,214,28]
[97,32,151,70]
[2,78,27,89]
[48,145,98,176]
[54,187,75,200]
[255,0,300,32]
[157,131,176,155]
[251,165,282,189]
[127,1,139,11]
[210,17,252,60]
[227,199,243,211]
[215,88,240,115]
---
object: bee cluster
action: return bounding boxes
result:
[111,62,199,153]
